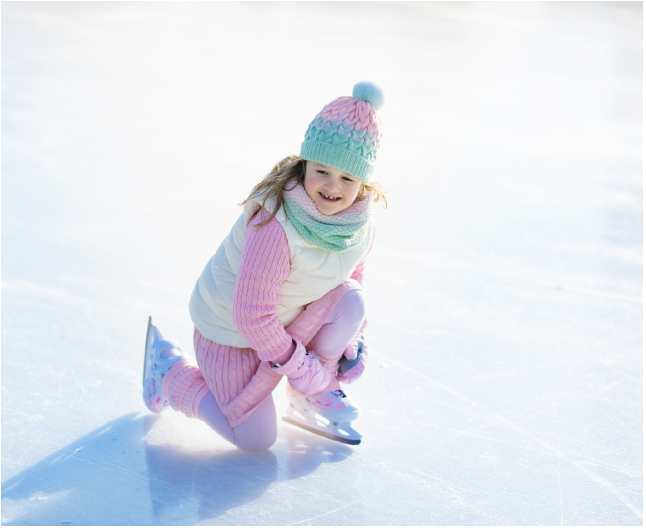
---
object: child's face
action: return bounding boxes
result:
[303,162,362,216]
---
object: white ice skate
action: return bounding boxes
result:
[282,386,363,445]
[143,316,185,413]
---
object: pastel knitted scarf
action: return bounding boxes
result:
[283,184,372,253]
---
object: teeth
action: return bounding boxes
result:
[321,192,339,200]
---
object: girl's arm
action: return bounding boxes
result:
[232,209,296,362]
[350,256,367,284]
[338,225,376,384]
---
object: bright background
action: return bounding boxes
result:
[2,2,642,525]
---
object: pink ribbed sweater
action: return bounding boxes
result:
[163,210,368,427]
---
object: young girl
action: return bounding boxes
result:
[143,81,387,451]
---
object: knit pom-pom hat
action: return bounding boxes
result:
[300,81,384,182]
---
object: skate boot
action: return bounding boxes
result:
[143,316,185,413]
[283,385,362,445]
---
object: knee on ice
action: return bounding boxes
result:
[234,430,278,453]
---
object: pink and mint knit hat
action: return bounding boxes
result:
[300,81,384,182]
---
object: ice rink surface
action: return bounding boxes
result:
[1,2,642,525]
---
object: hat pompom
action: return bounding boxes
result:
[352,81,385,111]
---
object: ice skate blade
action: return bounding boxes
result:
[143,316,153,385]
[282,416,361,445]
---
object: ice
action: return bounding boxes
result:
[2,2,642,525]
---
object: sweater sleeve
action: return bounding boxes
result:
[232,209,294,362]
[350,256,367,284]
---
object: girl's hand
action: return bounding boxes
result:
[337,334,367,384]
[270,341,331,395]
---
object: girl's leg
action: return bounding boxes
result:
[161,287,365,450]
[162,360,278,452]
[308,287,366,357]
[306,288,366,391]
[198,392,277,452]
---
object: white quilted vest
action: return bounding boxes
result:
[189,195,375,348]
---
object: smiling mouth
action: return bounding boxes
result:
[319,192,341,202]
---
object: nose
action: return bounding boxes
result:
[323,181,341,194]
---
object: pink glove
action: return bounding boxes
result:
[337,333,367,385]
[271,340,331,396]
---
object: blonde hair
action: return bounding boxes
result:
[241,155,388,228]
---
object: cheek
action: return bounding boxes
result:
[345,184,361,203]
[304,174,320,201]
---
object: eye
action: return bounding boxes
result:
[342,176,354,182]
[317,170,328,175]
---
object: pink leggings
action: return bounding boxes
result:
[196,288,365,452]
